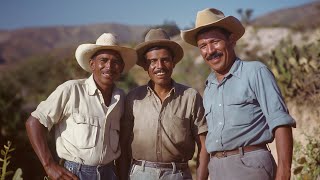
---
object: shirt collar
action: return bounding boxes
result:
[146,79,176,97]
[205,58,242,85]
[86,74,98,96]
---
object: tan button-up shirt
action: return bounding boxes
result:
[31,75,124,166]
[122,81,207,162]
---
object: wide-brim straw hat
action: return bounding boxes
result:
[181,8,245,46]
[135,28,184,69]
[75,33,137,73]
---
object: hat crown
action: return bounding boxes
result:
[96,33,119,46]
[144,28,170,42]
[196,8,226,28]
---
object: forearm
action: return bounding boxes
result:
[275,126,293,180]
[196,133,209,180]
[25,116,55,168]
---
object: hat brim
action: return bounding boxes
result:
[75,44,137,73]
[135,39,184,70]
[181,16,245,47]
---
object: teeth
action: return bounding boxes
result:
[156,72,165,75]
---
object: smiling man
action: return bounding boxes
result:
[118,29,209,180]
[181,8,296,180]
[25,33,137,180]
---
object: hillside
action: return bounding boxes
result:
[0,23,149,65]
[252,1,320,29]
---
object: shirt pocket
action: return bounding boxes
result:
[109,119,120,152]
[168,114,189,145]
[69,113,100,149]
[226,96,254,126]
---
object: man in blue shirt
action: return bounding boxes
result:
[181,8,296,180]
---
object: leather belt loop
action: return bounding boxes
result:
[266,144,271,152]
[171,162,176,174]
[142,160,146,172]
[239,147,244,157]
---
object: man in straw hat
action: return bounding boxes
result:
[25,33,137,180]
[181,8,296,180]
[118,28,209,180]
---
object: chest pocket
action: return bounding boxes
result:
[65,113,100,149]
[225,96,255,126]
[167,114,189,145]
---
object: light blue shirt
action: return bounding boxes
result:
[204,58,296,153]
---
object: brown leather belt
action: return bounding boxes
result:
[132,160,188,170]
[210,144,268,158]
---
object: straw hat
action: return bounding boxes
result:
[75,33,137,73]
[181,8,245,46]
[135,28,184,69]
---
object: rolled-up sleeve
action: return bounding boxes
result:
[253,66,296,133]
[192,92,208,136]
[31,83,71,131]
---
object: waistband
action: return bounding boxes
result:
[132,160,189,170]
[64,160,114,172]
[210,144,268,159]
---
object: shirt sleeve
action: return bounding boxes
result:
[192,92,208,137]
[252,66,296,134]
[31,83,71,131]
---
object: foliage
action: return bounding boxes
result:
[293,129,320,180]
[0,141,22,180]
[237,8,254,25]
[263,39,320,106]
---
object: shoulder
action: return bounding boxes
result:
[240,60,269,76]
[54,79,86,93]
[174,82,200,97]
[126,85,148,99]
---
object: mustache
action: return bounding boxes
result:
[206,52,223,61]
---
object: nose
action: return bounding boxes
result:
[155,59,164,68]
[207,43,215,55]
[105,60,111,69]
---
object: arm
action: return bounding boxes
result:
[274,126,293,180]
[195,132,209,180]
[25,116,78,180]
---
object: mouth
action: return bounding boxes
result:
[154,70,167,77]
[101,71,114,78]
[206,52,223,62]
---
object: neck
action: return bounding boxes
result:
[151,81,173,102]
[215,56,237,83]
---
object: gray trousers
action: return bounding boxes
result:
[129,161,192,180]
[208,149,276,180]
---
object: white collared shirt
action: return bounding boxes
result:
[31,75,124,165]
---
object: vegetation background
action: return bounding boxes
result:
[0,2,319,179]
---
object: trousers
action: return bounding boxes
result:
[64,160,118,180]
[129,161,192,180]
[208,149,277,180]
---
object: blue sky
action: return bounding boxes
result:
[0,0,315,30]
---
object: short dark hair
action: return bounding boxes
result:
[196,26,231,40]
[144,46,174,60]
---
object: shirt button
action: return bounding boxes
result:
[157,151,160,154]
[219,122,222,125]
[216,140,219,143]
[219,104,222,107]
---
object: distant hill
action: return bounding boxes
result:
[0,23,149,66]
[252,1,320,29]
[1,1,320,67]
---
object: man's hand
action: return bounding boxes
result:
[44,162,79,180]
